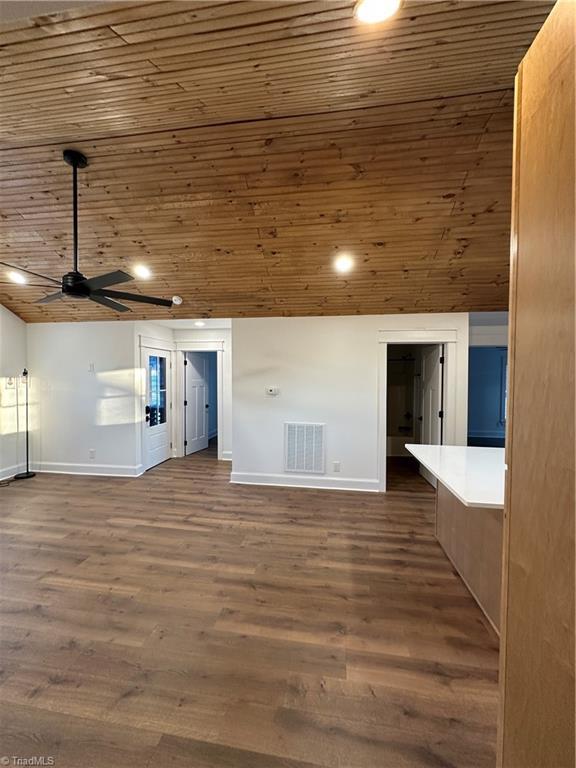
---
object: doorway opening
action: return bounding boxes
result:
[184,351,218,459]
[386,343,445,490]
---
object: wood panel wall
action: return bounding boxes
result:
[0,0,552,322]
[498,2,575,766]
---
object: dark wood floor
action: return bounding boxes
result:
[0,451,498,767]
[386,456,426,492]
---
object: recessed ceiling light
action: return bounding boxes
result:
[194,320,206,327]
[133,264,151,279]
[8,270,27,284]
[172,295,183,306]
[334,254,355,274]
[354,0,402,24]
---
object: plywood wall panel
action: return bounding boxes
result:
[436,482,503,632]
[498,2,576,766]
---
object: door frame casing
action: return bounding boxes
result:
[174,342,225,461]
[377,327,468,492]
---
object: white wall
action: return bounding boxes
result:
[470,325,508,346]
[11,311,468,486]
[23,318,233,476]
[469,311,509,346]
[231,314,469,492]
[0,305,28,478]
[27,321,141,475]
[135,321,175,345]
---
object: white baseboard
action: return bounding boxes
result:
[220,450,232,462]
[31,462,145,478]
[230,472,380,493]
[0,463,25,482]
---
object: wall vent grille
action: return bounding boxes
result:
[284,422,325,474]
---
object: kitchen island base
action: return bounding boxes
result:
[436,481,503,633]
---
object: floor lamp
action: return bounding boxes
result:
[15,368,35,480]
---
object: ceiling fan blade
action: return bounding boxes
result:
[80,270,134,291]
[0,281,59,288]
[0,261,60,285]
[93,288,173,308]
[36,292,64,304]
[90,295,131,313]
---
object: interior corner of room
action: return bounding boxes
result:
[0,1,573,767]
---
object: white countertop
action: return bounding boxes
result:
[405,444,505,509]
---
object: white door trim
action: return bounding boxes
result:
[174,343,225,461]
[378,328,458,344]
[140,335,176,351]
[175,340,224,351]
[377,328,468,492]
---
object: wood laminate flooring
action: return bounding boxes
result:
[0,450,499,767]
[386,457,425,493]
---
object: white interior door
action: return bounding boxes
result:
[143,349,171,470]
[421,345,443,445]
[185,352,209,455]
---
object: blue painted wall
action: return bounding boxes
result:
[468,346,507,447]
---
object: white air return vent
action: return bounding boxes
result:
[284,422,325,474]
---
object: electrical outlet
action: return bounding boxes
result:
[88,449,96,460]
[333,461,341,473]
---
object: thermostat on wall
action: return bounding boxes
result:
[265,386,280,396]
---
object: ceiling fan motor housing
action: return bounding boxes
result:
[62,270,89,297]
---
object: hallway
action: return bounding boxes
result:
[386,456,429,493]
[185,436,219,463]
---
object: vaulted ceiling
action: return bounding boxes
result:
[0,0,552,321]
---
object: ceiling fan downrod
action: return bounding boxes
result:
[2,148,177,312]
[63,149,88,275]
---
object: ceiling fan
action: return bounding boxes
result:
[0,149,180,313]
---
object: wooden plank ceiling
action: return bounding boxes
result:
[0,0,552,322]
